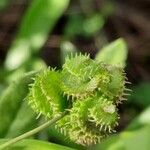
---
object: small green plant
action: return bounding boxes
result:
[0,53,130,149]
[28,53,129,145]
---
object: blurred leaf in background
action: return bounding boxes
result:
[5,101,37,138]
[0,139,75,150]
[127,106,150,131]
[64,13,104,38]
[94,125,150,150]
[4,0,69,71]
[5,58,46,83]
[128,82,150,107]
[0,71,37,138]
[95,38,128,67]
[0,0,11,10]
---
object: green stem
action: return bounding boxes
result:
[0,111,67,150]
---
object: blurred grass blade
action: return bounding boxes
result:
[0,139,75,150]
[0,71,37,137]
[5,0,69,70]
[95,38,128,67]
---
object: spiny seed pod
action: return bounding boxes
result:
[88,94,119,133]
[56,94,119,145]
[28,68,68,118]
[27,53,130,146]
[98,65,128,104]
[61,54,111,99]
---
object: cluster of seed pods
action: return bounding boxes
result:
[28,54,130,145]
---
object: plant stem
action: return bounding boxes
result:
[0,111,67,150]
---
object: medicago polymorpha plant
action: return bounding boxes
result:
[26,53,131,146]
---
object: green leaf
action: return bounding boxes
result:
[4,0,69,70]
[0,139,75,150]
[121,126,150,150]
[95,38,128,67]
[94,125,150,150]
[127,106,150,131]
[0,71,37,137]
[5,101,37,138]
[128,82,150,107]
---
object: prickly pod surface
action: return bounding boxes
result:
[28,54,130,146]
